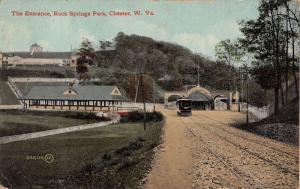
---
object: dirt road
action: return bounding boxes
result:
[144,110,299,189]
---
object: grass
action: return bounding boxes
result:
[0,119,163,189]
[0,81,19,105]
[0,110,100,137]
[14,65,74,73]
[0,68,73,81]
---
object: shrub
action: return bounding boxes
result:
[115,137,145,156]
[120,111,163,123]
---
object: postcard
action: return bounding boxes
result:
[0,0,299,188]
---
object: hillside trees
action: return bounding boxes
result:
[215,39,245,68]
[114,32,232,90]
[215,39,245,90]
[240,0,299,114]
[76,38,96,81]
[97,40,113,67]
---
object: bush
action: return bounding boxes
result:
[115,137,145,156]
[120,111,163,123]
[118,157,139,171]
[64,112,110,121]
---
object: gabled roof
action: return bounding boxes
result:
[3,52,72,59]
[187,85,212,98]
[20,85,129,101]
[188,92,211,102]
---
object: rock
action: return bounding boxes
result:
[212,178,221,185]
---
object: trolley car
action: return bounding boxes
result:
[177,98,192,116]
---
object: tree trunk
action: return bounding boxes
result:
[291,35,299,98]
[289,22,299,98]
[285,10,289,103]
[270,6,281,114]
[274,86,279,115]
[280,81,285,106]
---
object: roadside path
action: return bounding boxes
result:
[0,119,118,144]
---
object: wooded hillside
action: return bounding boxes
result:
[96,32,235,92]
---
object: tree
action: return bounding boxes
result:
[98,40,113,67]
[76,38,95,81]
[215,39,245,90]
[215,39,244,67]
[239,0,299,114]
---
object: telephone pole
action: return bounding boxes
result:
[241,65,249,125]
[225,79,231,111]
[140,73,146,130]
[246,67,249,125]
[153,78,156,112]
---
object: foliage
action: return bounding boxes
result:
[215,39,245,67]
[120,111,164,123]
[65,121,163,189]
[239,0,300,114]
[76,38,96,80]
[97,40,114,67]
[93,33,236,91]
[247,78,272,107]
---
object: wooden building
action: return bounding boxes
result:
[186,85,213,110]
[19,85,129,111]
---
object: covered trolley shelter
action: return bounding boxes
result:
[187,85,213,110]
[19,85,129,111]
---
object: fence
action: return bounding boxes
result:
[248,105,271,120]
[119,102,156,112]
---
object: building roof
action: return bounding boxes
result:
[187,85,212,98]
[3,52,72,59]
[188,91,211,101]
[20,85,129,101]
[186,85,212,101]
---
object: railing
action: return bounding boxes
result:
[116,106,140,112]
[120,102,155,112]
[166,101,177,109]
[7,77,23,98]
[248,105,271,120]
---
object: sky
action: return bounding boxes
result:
[0,0,259,58]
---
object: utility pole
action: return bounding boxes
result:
[238,67,241,112]
[153,78,156,112]
[134,74,140,103]
[225,79,231,111]
[140,73,146,130]
[246,82,249,125]
[197,65,200,86]
[26,78,29,95]
[241,69,244,111]
[246,66,249,125]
